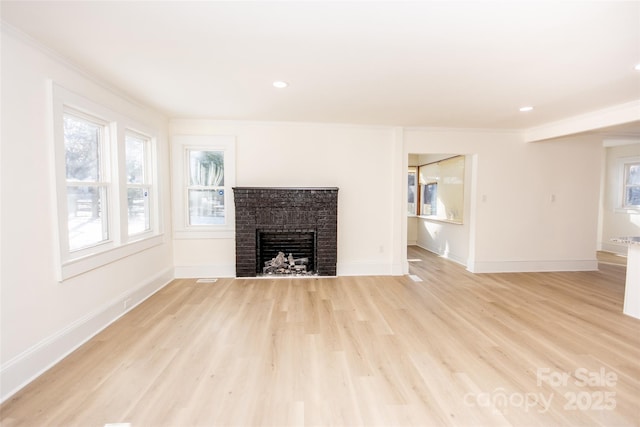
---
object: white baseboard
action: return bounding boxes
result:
[390,262,404,276]
[173,264,236,278]
[0,267,174,403]
[467,259,599,273]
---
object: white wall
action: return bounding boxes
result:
[0,29,173,401]
[405,129,603,272]
[600,143,640,254]
[407,216,418,245]
[170,119,402,277]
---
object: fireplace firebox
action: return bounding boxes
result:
[233,187,338,277]
[257,230,316,275]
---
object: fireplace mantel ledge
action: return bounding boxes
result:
[233,187,339,191]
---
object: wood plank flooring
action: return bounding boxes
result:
[597,251,628,267]
[1,247,638,426]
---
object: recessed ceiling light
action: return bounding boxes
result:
[272,81,288,88]
[519,106,534,112]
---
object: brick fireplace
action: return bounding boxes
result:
[233,187,338,277]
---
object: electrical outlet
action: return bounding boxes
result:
[123,298,132,310]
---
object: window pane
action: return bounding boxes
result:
[67,186,108,251]
[189,189,225,225]
[64,114,101,182]
[408,169,416,215]
[626,186,640,207]
[422,183,437,216]
[189,151,224,186]
[128,187,150,235]
[626,164,640,186]
[126,134,146,184]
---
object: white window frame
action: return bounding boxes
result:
[123,130,156,238]
[408,166,417,216]
[172,135,236,239]
[616,156,640,213]
[623,161,640,209]
[62,109,113,253]
[51,83,163,281]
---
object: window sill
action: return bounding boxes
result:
[615,208,640,214]
[417,215,463,225]
[59,234,164,282]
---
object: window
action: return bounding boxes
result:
[623,161,640,208]
[125,132,152,235]
[172,135,236,239]
[64,111,110,251]
[52,83,162,280]
[414,155,465,223]
[408,167,417,215]
[188,150,225,226]
[422,182,438,216]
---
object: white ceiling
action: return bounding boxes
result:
[2,1,640,132]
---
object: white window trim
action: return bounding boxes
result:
[407,166,417,216]
[122,129,158,240]
[615,155,640,214]
[172,135,236,239]
[62,109,113,253]
[51,83,163,281]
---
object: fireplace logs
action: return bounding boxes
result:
[262,252,312,275]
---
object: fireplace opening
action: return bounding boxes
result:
[257,230,316,276]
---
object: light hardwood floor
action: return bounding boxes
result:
[1,247,638,426]
[597,251,628,267]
